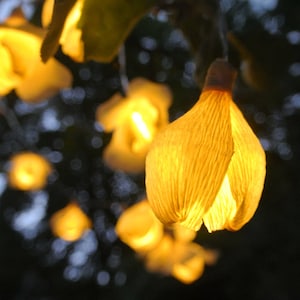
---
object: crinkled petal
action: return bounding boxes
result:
[203,101,266,232]
[146,91,234,231]
[225,101,266,230]
[203,175,237,232]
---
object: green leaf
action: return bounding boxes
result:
[78,0,156,62]
[41,0,77,63]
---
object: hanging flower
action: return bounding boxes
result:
[146,59,266,232]
[50,202,92,242]
[170,242,214,284]
[115,199,217,284]
[42,0,84,62]
[96,78,172,173]
[143,232,217,284]
[143,235,174,275]
[8,151,52,191]
[0,8,72,102]
[115,199,164,252]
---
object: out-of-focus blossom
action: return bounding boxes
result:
[0,8,72,102]
[115,199,164,252]
[170,242,216,284]
[96,78,172,173]
[115,199,218,284]
[8,151,52,191]
[50,202,92,242]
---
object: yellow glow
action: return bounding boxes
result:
[144,235,174,275]
[8,152,52,191]
[96,78,172,173]
[203,175,237,232]
[0,45,21,94]
[131,111,152,141]
[146,59,266,232]
[115,199,164,252]
[171,243,206,284]
[50,202,92,242]
[144,235,217,284]
[0,10,72,102]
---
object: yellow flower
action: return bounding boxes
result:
[170,242,212,284]
[50,202,92,242]
[0,9,72,102]
[146,59,266,232]
[42,0,84,62]
[115,199,218,283]
[96,78,172,173]
[115,199,164,252]
[8,151,52,191]
[144,235,217,284]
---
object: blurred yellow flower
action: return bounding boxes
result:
[170,242,216,284]
[115,199,164,252]
[96,78,172,173]
[0,8,72,102]
[42,0,84,62]
[146,59,266,232]
[50,202,92,242]
[8,151,52,191]
[115,199,218,284]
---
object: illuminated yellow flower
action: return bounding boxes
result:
[143,235,174,275]
[115,199,164,252]
[144,236,217,284]
[115,199,218,283]
[8,151,52,191]
[0,9,72,102]
[96,78,172,173]
[146,59,266,232]
[50,202,92,242]
[170,242,216,284]
[42,0,84,62]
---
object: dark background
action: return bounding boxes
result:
[0,0,299,299]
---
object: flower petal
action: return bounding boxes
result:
[103,125,148,173]
[225,101,266,230]
[0,15,72,102]
[96,93,132,131]
[0,44,21,95]
[203,174,237,232]
[146,91,234,231]
[8,152,52,191]
[16,57,72,102]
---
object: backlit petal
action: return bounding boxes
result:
[146,90,234,231]
[224,101,266,230]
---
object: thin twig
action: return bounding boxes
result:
[118,45,129,96]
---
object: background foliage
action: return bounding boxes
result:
[0,0,299,299]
